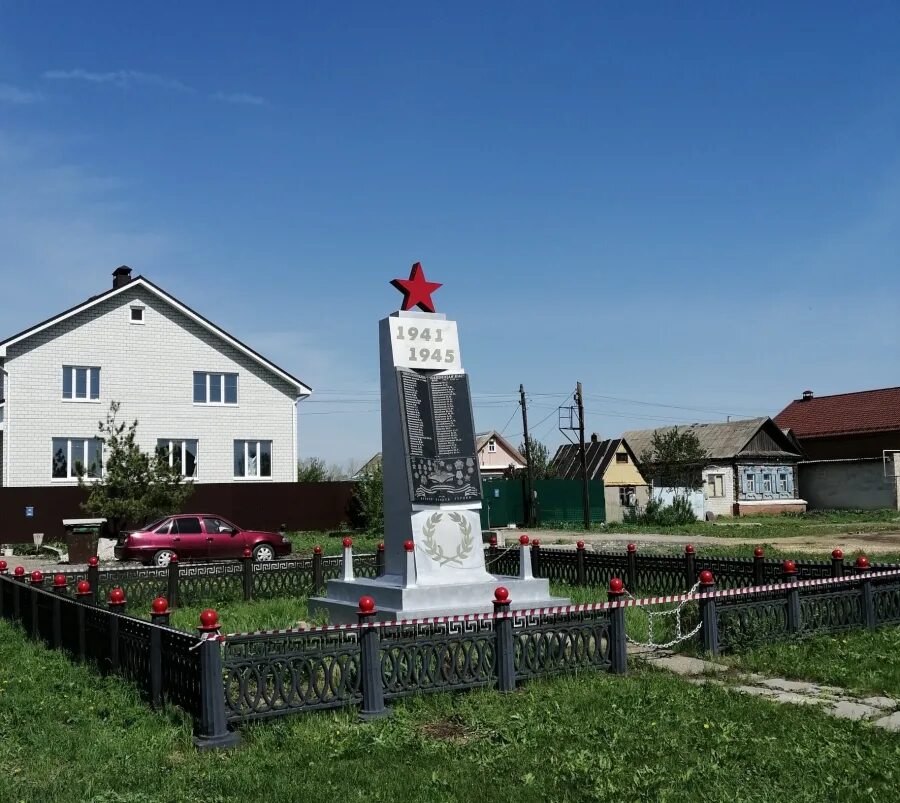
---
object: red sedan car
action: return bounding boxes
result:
[114,514,292,566]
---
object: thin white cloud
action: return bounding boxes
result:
[0,83,42,104]
[213,91,268,107]
[43,69,194,93]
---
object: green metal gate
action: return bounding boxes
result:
[479,478,605,528]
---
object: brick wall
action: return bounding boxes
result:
[3,285,300,486]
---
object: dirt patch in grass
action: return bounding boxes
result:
[420,718,476,743]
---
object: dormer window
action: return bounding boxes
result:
[130,304,145,324]
[488,438,496,453]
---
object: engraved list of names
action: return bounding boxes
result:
[397,370,481,503]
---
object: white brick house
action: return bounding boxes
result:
[0,267,311,487]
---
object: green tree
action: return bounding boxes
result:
[349,462,384,534]
[519,436,556,480]
[80,402,194,535]
[638,427,708,493]
[297,457,329,482]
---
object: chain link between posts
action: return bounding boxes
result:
[624,581,703,650]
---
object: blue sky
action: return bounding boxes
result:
[2,2,899,468]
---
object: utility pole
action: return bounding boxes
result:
[575,381,591,530]
[520,384,535,526]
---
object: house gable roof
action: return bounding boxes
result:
[551,437,645,481]
[623,417,801,462]
[0,274,312,395]
[774,387,900,439]
[475,431,526,466]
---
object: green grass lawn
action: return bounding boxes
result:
[1,619,899,803]
[721,626,900,699]
[534,508,900,541]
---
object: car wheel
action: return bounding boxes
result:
[152,549,176,568]
[252,543,275,562]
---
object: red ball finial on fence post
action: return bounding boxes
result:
[377,542,385,552]
[832,548,843,560]
[88,556,99,568]
[608,577,624,595]
[403,539,415,552]
[699,569,714,586]
[358,595,376,616]
[782,560,797,583]
[684,543,695,554]
[627,543,637,553]
[855,555,870,571]
[753,547,764,558]
[169,552,179,564]
[198,608,220,633]
[342,537,353,549]
[76,580,91,595]
[108,586,126,610]
[53,574,67,594]
[30,570,44,586]
[150,596,170,624]
[493,586,511,615]
[242,547,251,559]
[519,534,530,546]
[576,540,585,550]
[489,534,498,547]
[532,538,541,547]
[0,560,7,574]
[313,545,322,555]
[14,566,25,578]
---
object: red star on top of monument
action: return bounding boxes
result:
[390,262,443,313]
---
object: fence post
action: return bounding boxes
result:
[107,587,126,673]
[167,554,180,609]
[357,596,389,720]
[376,542,385,576]
[150,597,170,709]
[193,609,241,750]
[488,535,499,570]
[517,535,533,580]
[626,543,637,591]
[87,556,100,595]
[52,574,67,649]
[783,561,800,634]
[831,549,844,578]
[684,544,696,589]
[855,556,876,628]
[312,546,324,594]
[241,548,253,602]
[0,561,5,617]
[29,571,44,639]
[342,538,355,582]
[576,540,586,586]
[13,567,25,621]
[753,547,765,586]
[76,581,92,661]
[493,587,516,692]
[607,578,627,674]
[404,540,417,587]
[531,539,542,578]
[698,570,719,656]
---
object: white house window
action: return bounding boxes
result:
[52,437,102,479]
[488,439,496,453]
[708,474,725,498]
[62,366,100,400]
[194,372,238,405]
[763,473,773,493]
[156,439,198,478]
[778,472,789,493]
[234,440,272,478]
[746,474,756,493]
[130,305,145,324]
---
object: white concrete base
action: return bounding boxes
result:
[309,573,569,624]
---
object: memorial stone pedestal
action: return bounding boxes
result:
[310,264,568,623]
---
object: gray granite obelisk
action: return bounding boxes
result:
[309,267,567,623]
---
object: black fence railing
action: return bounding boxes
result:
[704,569,900,653]
[54,551,383,609]
[221,600,621,724]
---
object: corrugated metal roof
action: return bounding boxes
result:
[775,387,900,438]
[550,438,645,481]
[623,417,799,461]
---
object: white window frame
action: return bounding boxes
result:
[194,372,239,406]
[488,439,496,453]
[157,439,199,478]
[129,303,145,324]
[746,474,756,494]
[778,472,789,493]
[708,473,725,498]
[763,473,773,493]
[51,437,103,481]
[234,439,273,479]
[62,366,101,402]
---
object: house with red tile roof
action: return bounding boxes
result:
[775,388,900,511]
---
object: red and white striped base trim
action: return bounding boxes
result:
[223,567,900,640]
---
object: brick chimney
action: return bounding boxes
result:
[802,390,814,401]
[112,265,133,289]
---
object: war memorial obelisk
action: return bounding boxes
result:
[310,263,567,623]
